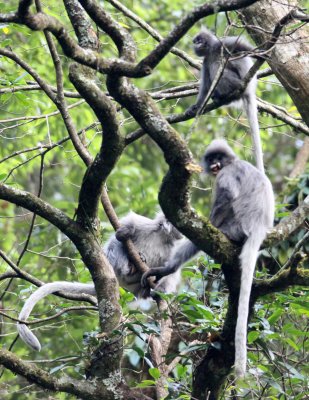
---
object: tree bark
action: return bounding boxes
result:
[240,0,309,129]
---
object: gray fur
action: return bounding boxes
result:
[142,139,274,377]
[17,212,183,351]
[104,211,183,296]
[191,29,265,174]
[203,138,274,377]
[141,238,199,288]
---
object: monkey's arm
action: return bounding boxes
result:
[188,62,212,113]
[210,186,234,227]
[210,168,241,227]
[141,239,198,288]
[115,223,136,241]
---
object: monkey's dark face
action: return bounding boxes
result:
[203,151,233,175]
[193,32,211,57]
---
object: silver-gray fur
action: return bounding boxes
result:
[192,29,265,174]
[104,211,183,296]
[141,139,274,377]
[17,212,183,351]
[141,238,199,288]
[17,282,96,351]
[203,139,274,377]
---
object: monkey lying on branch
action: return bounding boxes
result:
[17,212,183,351]
[142,139,274,378]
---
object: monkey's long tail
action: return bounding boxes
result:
[243,94,265,174]
[17,282,96,351]
[235,228,266,378]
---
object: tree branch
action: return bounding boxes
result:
[0,249,97,305]
[0,349,116,400]
[265,195,309,247]
[136,0,260,72]
[0,184,82,242]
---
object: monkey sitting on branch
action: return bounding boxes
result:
[142,139,275,377]
[17,212,183,351]
[190,28,265,174]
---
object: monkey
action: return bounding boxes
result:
[190,28,265,174]
[17,211,183,351]
[105,211,183,296]
[142,139,274,378]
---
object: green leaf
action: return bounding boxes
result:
[268,308,283,324]
[136,380,156,388]
[148,367,161,380]
[284,338,299,351]
[247,331,260,343]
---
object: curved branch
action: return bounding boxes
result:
[78,0,136,62]
[0,349,113,400]
[265,195,309,247]
[252,258,309,299]
[0,249,97,304]
[0,184,82,243]
[136,0,260,72]
[107,0,199,69]
[5,5,141,76]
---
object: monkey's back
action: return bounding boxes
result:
[205,38,256,103]
[216,160,274,240]
[104,212,180,295]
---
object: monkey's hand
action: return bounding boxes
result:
[115,225,134,241]
[141,267,165,288]
[186,104,199,116]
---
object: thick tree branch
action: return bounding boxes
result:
[10,2,141,76]
[107,0,200,69]
[78,0,136,62]
[252,258,309,299]
[0,349,129,400]
[0,184,82,242]
[136,0,260,72]
[241,2,309,127]
[265,195,309,247]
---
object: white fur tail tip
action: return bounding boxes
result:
[17,323,41,351]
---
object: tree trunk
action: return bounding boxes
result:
[240,0,309,129]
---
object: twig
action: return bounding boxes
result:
[0,305,97,325]
[0,250,96,305]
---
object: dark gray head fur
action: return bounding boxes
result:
[202,139,238,174]
[193,28,218,57]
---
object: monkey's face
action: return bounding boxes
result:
[203,152,231,176]
[156,215,182,240]
[193,32,210,56]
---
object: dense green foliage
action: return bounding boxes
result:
[0,1,308,399]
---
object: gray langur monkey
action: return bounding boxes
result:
[142,139,274,378]
[190,29,265,174]
[17,212,183,351]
